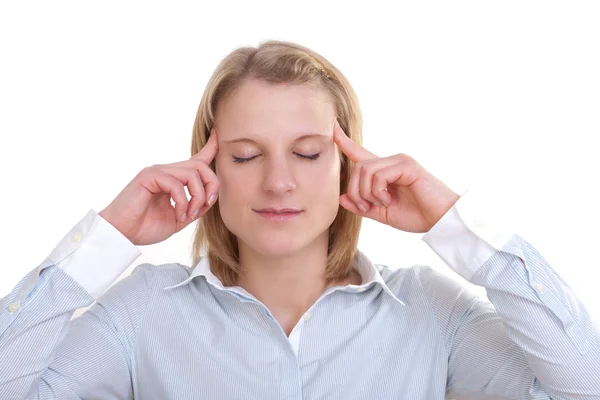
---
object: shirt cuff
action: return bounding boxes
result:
[44,209,142,300]
[421,188,517,281]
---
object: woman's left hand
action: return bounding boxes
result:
[334,119,461,233]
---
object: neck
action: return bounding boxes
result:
[232,232,362,336]
[235,231,332,318]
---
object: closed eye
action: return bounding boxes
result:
[299,153,320,161]
[232,153,321,164]
[232,155,258,164]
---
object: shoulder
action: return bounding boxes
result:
[96,262,192,308]
[131,261,192,287]
[76,262,194,348]
[377,263,494,349]
[376,263,466,297]
[376,263,483,323]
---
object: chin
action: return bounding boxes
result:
[246,235,310,258]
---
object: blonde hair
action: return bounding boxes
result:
[190,40,363,286]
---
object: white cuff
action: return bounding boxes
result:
[422,188,516,281]
[46,209,142,300]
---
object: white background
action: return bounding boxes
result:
[1,2,599,397]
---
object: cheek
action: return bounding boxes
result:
[326,153,342,188]
[216,166,252,207]
[216,170,250,233]
[305,158,341,198]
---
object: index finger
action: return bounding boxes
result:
[193,129,219,164]
[333,119,375,162]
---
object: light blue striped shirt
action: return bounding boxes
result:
[1,189,599,399]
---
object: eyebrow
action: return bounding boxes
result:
[223,133,329,145]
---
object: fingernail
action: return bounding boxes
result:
[207,193,217,206]
[374,201,384,207]
[180,213,187,222]
[358,203,367,213]
[191,209,199,219]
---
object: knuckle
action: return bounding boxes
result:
[363,160,379,176]
[140,166,154,175]
[138,167,158,180]
[372,175,385,189]
[144,165,164,178]
[364,191,376,201]
[186,168,201,181]
[359,164,370,178]
[349,192,361,201]
[395,153,412,162]
[363,159,375,170]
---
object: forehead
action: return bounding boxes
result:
[214,79,335,141]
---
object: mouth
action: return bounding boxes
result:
[253,208,304,221]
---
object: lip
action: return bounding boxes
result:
[254,208,304,221]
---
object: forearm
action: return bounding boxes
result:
[0,209,141,398]
[0,265,94,398]
[471,236,600,397]
[423,189,600,398]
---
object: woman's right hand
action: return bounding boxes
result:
[99,132,220,246]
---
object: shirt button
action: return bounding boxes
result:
[535,283,545,294]
[8,302,20,313]
[356,287,367,293]
[303,311,312,321]
[71,232,82,243]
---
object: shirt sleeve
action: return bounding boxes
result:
[421,188,600,399]
[0,209,147,399]
[45,209,142,300]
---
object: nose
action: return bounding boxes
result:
[262,157,297,195]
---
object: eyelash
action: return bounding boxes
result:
[232,153,320,164]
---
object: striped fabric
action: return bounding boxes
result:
[1,189,599,399]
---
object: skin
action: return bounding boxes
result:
[213,79,361,336]
[97,76,459,337]
[98,76,459,336]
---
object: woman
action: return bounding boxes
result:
[1,40,598,399]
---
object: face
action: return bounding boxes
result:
[213,78,341,259]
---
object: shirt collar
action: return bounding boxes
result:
[162,249,406,306]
